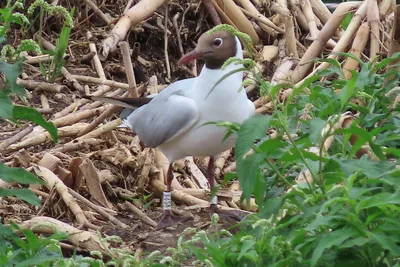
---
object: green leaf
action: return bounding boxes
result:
[338,124,386,160]
[0,91,13,119]
[371,52,400,74]
[380,168,400,187]
[237,153,263,200]
[369,232,400,255]
[0,59,25,95]
[337,159,396,178]
[235,115,271,160]
[357,192,400,211]
[238,239,256,260]
[0,188,41,206]
[340,237,368,248]
[13,106,58,142]
[0,162,43,184]
[334,52,364,66]
[288,72,321,104]
[341,12,353,30]
[311,227,356,266]
[305,215,343,232]
[258,138,286,156]
[309,117,326,144]
[340,71,358,108]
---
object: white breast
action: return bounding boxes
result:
[159,65,254,161]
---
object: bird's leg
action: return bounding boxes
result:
[207,156,244,222]
[208,156,219,213]
[156,164,192,230]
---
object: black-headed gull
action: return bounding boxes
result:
[86,27,255,229]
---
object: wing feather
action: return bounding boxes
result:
[126,90,199,148]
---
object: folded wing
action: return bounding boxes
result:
[126,89,199,148]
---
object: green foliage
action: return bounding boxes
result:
[341,12,353,31]
[1,13,399,267]
[0,59,25,95]
[0,219,167,267]
[0,222,67,267]
[0,59,58,204]
[43,9,73,82]
[26,0,74,82]
[13,106,58,142]
[0,0,59,211]
[109,52,399,267]
[213,52,400,266]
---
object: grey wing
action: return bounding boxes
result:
[126,91,199,148]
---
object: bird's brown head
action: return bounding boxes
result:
[178,30,237,70]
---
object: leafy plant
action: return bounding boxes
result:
[0,0,58,206]
[0,1,40,60]
[27,0,73,82]
[0,222,69,267]
[203,51,400,266]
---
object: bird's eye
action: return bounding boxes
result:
[213,38,223,46]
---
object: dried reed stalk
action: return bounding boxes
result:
[367,0,380,59]
[100,0,168,60]
[343,22,370,79]
[214,0,260,43]
[293,1,365,84]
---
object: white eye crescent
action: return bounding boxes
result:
[213,38,223,46]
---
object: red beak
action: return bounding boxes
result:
[178,49,203,65]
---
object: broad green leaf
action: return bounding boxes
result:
[380,168,400,187]
[305,215,343,232]
[0,91,13,119]
[338,159,396,178]
[309,117,326,144]
[258,138,286,156]
[340,237,368,248]
[0,188,41,206]
[235,115,271,160]
[14,252,62,267]
[237,153,263,200]
[357,192,400,211]
[0,59,25,95]
[13,106,58,142]
[0,162,43,184]
[238,239,256,260]
[369,232,400,255]
[252,170,266,208]
[349,187,379,200]
[311,227,356,266]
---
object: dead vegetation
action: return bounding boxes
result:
[0,0,399,258]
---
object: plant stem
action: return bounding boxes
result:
[253,146,291,187]
[278,114,319,194]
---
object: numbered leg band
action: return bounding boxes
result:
[163,192,171,210]
[211,195,218,205]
